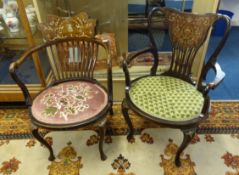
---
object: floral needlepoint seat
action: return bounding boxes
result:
[31,81,108,126]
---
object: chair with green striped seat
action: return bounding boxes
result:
[122,7,230,167]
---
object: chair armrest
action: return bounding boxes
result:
[100,39,113,106]
[107,54,113,106]
[9,53,32,106]
[122,47,155,88]
[198,14,230,95]
[201,62,225,94]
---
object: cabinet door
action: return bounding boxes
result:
[0,0,51,102]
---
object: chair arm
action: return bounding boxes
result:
[201,62,225,94]
[100,39,113,106]
[199,14,230,95]
[9,54,32,106]
[107,55,113,106]
[122,47,155,88]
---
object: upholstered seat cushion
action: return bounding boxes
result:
[31,81,108,125]
[129,76,204,121]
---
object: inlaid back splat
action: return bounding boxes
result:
[149,8,218,82]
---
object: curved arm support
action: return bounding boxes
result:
[107,54,113,107]
[204,15,230,73]
[202,63,226,94]
[122,47,154,89]
[100,39,113,107]
[207,62,225,89]
[148,7,164,75]
[9,62,32,106]
[198,15,231,94]
[202,63,225,95]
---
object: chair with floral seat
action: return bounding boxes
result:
[9,37,112,161]
[122,7,230,166]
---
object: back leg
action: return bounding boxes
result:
[121,98,134,141]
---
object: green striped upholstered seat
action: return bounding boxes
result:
[129,76,204,121]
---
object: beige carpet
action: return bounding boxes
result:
[0,129,239,175]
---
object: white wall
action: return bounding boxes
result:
[220,0,239,26]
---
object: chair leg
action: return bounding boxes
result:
[32,128,55,161]
[98,119,107,161]
[109,105,114,115]
[175,128,196,167]
[121,98,134,141]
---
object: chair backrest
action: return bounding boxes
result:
[38,12,117,77]
[24,37,111,81]
[148,7,230,83]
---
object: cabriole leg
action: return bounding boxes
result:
[32,128,55,161]
[175,128,196,167]
[121,98,134,141]
[98,119,107,161]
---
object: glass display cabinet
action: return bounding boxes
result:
[0,0,220,102]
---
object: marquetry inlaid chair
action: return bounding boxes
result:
[122,7,230,166]
[10,37,112,161]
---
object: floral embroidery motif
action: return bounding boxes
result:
[205,134,215,142]
[140,133,154,144]
[41,84,98,121]
[86,135,99,146]
[26,139,36,148]
[222,152,239,175]
[86,135,112,146]
[160,139,196,175]
[0,158,21,175]
[48,142,83,175]
[109,154,135,175]
[0,140,10,147]
[191,134,200,144]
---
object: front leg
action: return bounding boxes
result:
[175,128,196,167]
[98,118,107,161]
[121,98,134,141]
[32,128,55,161]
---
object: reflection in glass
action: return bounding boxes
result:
[128,0,193,52]
[35,0,128,58]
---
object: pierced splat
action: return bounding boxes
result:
[150,8,219,81]
[46,38,107,80]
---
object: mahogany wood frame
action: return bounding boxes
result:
[9,37,113,161]
[122,7,231,167]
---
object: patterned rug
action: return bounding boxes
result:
[1,130,239,174]
[0,101,239,140]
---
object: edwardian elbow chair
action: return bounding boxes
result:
[9,12,114,161]
[122,7,230,166]
[9,37,113,161]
